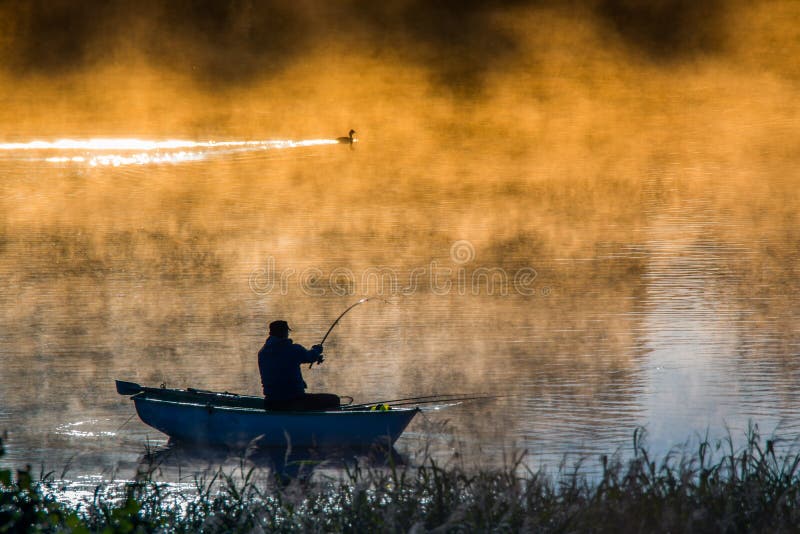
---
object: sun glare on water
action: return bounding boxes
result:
[0,137,339,166]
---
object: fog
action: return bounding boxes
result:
[1,1,790,135]
[0,1,799,470]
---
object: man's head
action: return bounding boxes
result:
[268,320,291,338]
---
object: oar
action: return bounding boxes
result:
[309,297,387,369]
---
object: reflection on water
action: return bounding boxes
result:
[48,441,406,511]
[0,124,799,484]
[0,137,341,167]
[56,419,118,439]
[142,440,405,486]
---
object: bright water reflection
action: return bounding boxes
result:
[0,137,339,167]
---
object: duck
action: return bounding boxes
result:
[337,129,356,145]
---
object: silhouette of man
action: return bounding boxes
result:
[258,320,340,411]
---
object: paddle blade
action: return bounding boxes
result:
[115,380,143,396]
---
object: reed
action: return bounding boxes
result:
[3,426,800,532]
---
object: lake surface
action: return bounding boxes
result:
[0,120,798,484]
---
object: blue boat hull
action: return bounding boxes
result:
[132,394,419,448]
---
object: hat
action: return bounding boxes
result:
[269,320,292,337]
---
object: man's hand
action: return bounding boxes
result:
[311,344,324,365]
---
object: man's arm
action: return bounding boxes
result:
[291,343,323,364]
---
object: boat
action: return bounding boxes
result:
[116,380,419,448]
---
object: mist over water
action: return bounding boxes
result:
[0,0,799,480]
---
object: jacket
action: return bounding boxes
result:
[258,336,321,400]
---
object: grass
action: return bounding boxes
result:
[3,425,800,532]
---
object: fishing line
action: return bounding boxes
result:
[113,413,137,434]
[309,297,390,368]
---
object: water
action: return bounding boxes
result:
[0,126,798,486]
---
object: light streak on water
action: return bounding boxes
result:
[0,137,341,167]
[56,420,118,439]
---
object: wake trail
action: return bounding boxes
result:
[0,137,341,167]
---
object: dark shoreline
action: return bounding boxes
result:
[3,427,800,532]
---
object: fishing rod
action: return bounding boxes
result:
[309,297,387,368]
[346,393,494,408]
[343,393,499,410]
[346,398,486,411]
[384,396,497,408]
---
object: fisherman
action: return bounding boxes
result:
[258,320,341,411]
